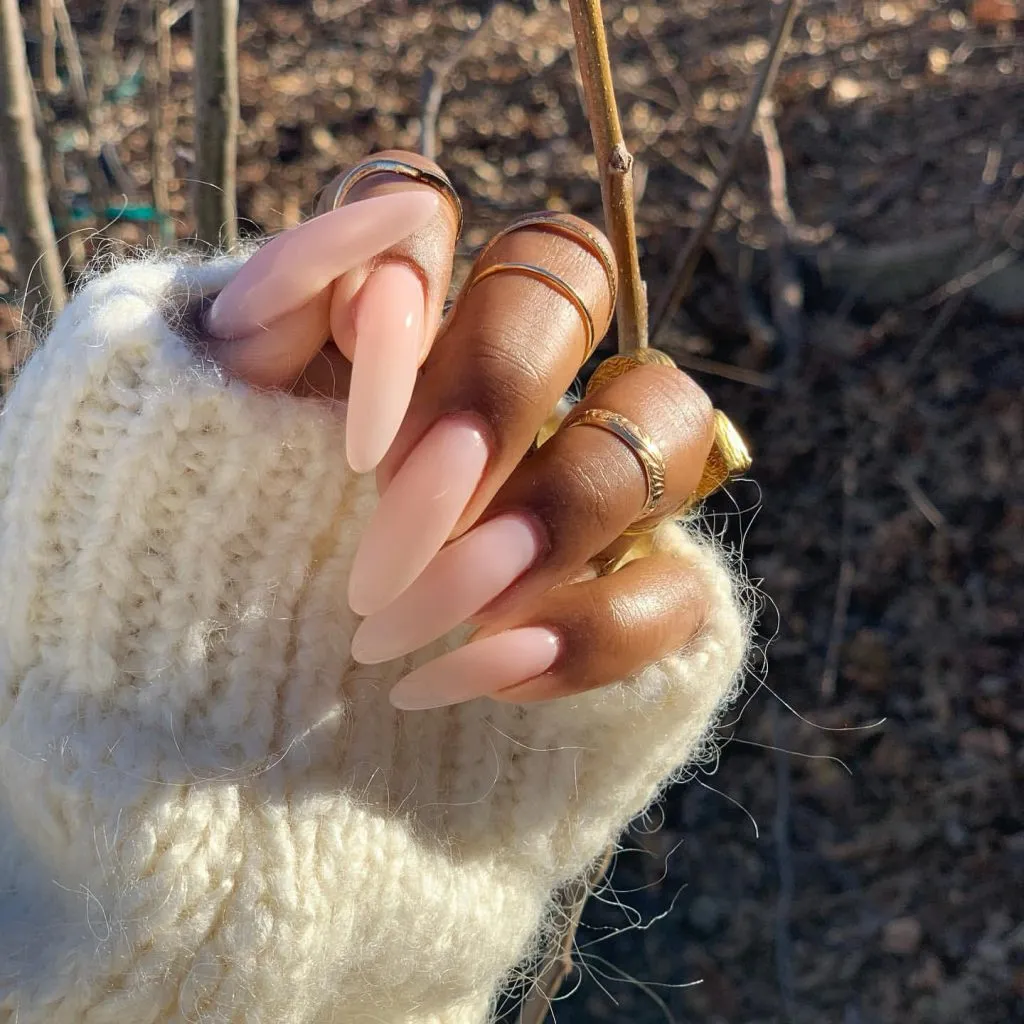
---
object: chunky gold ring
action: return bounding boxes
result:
[327,158,463,235]
[689,409,753,505]
[586,347,677,395]
[491,212,618,311]
[467,262,597,361]
[562,407,666,521]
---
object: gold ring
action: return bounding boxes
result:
[327,158,463,235]
[467,262,597,361]
[494,212,618,311]
[562,407,666,521]
[688,409,753,505]
[586,347,677,396]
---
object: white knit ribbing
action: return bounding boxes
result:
[0,256,748,1024]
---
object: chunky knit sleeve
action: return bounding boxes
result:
[0,258,749,1024]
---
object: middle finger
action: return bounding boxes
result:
[348,213,617,616]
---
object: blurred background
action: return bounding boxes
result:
[1,1,1022,1021]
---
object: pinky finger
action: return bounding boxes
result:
[388,551,708,710]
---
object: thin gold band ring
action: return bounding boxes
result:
[467,261,598,361]
[328,158,463,235]
[491,212,618,311]
[562,407,666,521]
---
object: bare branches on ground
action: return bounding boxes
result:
[420,4,496,164]
[650,0,803,346]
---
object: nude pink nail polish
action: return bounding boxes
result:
[345,263,426,473]
[389,627,560,710]
[351,513,542,664]
[347,417,490,616]
[206,191,438,339]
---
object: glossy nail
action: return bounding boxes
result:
[345,263,426,473]
[389,627,561,710]
[351,513,542,664]
[348,417,489,616]
[206,191,438,339]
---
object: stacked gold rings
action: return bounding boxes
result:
[466,213,617,364]
[327,158,464,235]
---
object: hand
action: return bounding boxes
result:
[203,151,718,710]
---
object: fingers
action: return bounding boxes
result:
[317,151,462,471]
[205,189,439,388]
[202,150,461,474]
[351,363,714,663]
[348,213,618,616]
[387,551,708,710]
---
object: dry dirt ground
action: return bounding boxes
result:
[2,1,1023,1022]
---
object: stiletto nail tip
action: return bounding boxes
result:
[345,263,426,474]
[205,191,439,339]
[346,418,490,616]
[387,628,560,711]
[350,514,543,665]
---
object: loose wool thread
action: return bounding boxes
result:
[0,255,749,1023]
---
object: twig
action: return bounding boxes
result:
[673,349,777,389]
[52,0,112,221]
[566,0,647,352]
[193,0,239,248]
[821,452,856,699]
[895,468,947,531]
[0,0,67,320]
[32,87,87,279]
[420,4,495,163]
[141,0,175,245]
[771,704,797,1021]
[90,0,128,110]
[518,848,614,1024]
[39,0,59,93]
[650,0,802,345]
[756,103,804,370]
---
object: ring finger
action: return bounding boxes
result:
[351,362,715,664]
[347,211,619,617]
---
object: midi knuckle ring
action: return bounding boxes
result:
[463,214,616,365]
[327,158,464,235]
[466,261,597,363]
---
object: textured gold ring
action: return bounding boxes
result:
[489,212,618,311]
[562,407,666,521]
[467,262,597,361]
[689,409,753,505]
[586,346,677,395]
[327,158,463,235]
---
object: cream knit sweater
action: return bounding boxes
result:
[0,256,749,1023]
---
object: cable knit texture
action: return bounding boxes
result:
[0,256,748,1023]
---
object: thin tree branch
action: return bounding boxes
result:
[0,0,67,321]
[90,0,128,111]
[567,0,647,352]
[651,0,802,345]
[39,0,59,94]
[52,0,112,221]
[193,0,239,248]
[142,0,175,245]
[420,3,495,163]
[32,88,87,279]
[518,848,614,1024]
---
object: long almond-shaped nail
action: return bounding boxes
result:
[345,263,426,473]
[206,191,438,339]
[389,627,561,710]
[351,513,542,664]
[348,417,489,616]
